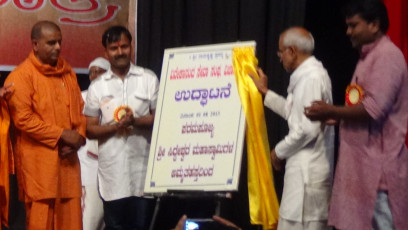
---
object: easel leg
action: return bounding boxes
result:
[148,197,161,230]
[215,198,221,216]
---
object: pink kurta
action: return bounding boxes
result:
[329,36,408,230]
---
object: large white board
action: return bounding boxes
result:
[144,41,255,193]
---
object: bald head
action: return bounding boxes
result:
[31,21,62,66]
[31,21,61,40]
[280,27,315,55]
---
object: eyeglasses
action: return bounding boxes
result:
[276,47,289,58]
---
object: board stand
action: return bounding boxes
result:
[148,190,231,230]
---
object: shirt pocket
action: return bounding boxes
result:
[128,93,150,117]
[100,95,119,124]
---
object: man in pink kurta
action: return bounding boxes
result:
[305,1,408,229]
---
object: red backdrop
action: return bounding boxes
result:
[384,0,408,147]
[0,0,136,73]
[384,0,408,65]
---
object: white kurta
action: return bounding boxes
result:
[79,90,104,230]
[78,90,99,186]
[84,64,159,201]
[264,56,334,222]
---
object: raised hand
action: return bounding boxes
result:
[249,68,269,95]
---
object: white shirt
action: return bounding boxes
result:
[84,64,159,201]
[264,56,334,222]
[78,90,99,186]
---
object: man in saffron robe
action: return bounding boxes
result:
[5,21,86,230]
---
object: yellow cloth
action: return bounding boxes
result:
[232,46,279,230]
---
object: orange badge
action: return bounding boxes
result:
[345,84,364,106]
[114,105,132,122]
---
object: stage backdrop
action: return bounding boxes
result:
[0,0,137,73]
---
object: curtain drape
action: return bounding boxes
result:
[383,0,408,147]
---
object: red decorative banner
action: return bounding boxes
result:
[384,0,408,65]
[0,0,136,73]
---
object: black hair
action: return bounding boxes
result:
[344,0,389,33]
[101,25,132,48]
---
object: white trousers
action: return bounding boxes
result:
[82,185,104,230]
[372,190,395,230]
[277,217,332,230]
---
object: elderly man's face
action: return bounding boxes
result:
[278,36,296,73]
[33,28,62,66]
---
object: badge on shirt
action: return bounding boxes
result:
[114,105,132,122]
[345,84,364,106]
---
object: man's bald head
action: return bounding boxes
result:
[280,27,315,55]
[31,21,62,66]
[31,21,61,40]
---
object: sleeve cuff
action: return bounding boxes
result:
[84,106,100,117]
[264,90,278,108]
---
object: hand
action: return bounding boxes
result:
[0,83,14,99]
[117,109,135,129]
[171,215,187,230]
[213,215,242,230]
[60,130,85,150]
[304,100,334,122]
[249,68,269,95]
[270,149,283,171]
[171,215,241,230]
[325,118,338,125]
[59,145,76,157]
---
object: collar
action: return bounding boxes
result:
[360,35,387,59]
[29,51,71,76]
[102,63,145,80]
[287,56,318,93]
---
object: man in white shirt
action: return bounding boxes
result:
[84,26,159,230]
[79,57,110,230]
[251,27,334,230]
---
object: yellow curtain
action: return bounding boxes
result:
[232,46,279,230]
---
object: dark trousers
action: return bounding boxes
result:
[103,196,156,230]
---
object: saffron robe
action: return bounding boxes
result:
[0,99,13,229]
[5,51,86,202]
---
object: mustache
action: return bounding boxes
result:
[114,55,128,60]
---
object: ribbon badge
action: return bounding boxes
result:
[345,84,364,106]
[114,105,132,122]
